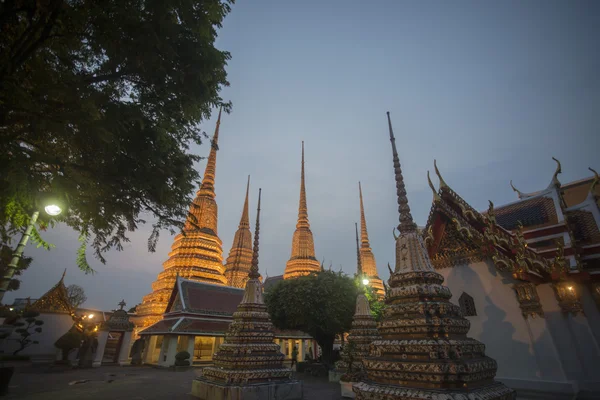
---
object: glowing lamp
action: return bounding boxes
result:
[88,314,94,319]
[44,204,62,216]
[362,278,370,285]
[567,286,573,291]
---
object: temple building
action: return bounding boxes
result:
[136,109,228,330]
[357,182,385,298]
[282,142,321,280]
[223,176,254,288]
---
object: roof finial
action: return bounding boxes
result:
[60,268,67,282]
[426,171,442,202]
[589,167,599,195]
[118,299,126,310]
[249,188,262,279]
[198,106,223,196]
[387,111,417,233]
[550,157,562,188]
[510,180,528,199]
[355,222,362,275]
[433,160,448,189]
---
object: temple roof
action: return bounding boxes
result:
[31,270,73,314]
[165,276,244,316]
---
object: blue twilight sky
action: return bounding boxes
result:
[7,1,599,310]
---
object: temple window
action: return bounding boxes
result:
[459,292,477,317]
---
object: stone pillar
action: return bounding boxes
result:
[186,335,196,361]
[158,335,178,367]
[279,339,286,359]
[299,339,306,362]
[118,331,133,366]
[93,330,109,368]
[288,339,293,359]
[143,335,157,364]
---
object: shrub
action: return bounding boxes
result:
[55,330,82,361]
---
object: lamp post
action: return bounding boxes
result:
[0,202,63,304]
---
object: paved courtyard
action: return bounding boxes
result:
[5,364,342,400]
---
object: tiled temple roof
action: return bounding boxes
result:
[263,275,284,292]
[494,196,558,231]
[568,210,600,245]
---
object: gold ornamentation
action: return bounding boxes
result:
[137,110,227,330]
[31,270,73,315]
[224,176,254,288]
[284,142,321,279]
[358,182,385,297]
[513,283,544,319]
[552,282,583,316]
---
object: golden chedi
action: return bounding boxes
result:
[193,189,303,399]
[224,176,254,288]
[284,141,321,279]
[136,109,227,329]
[353,112,515,400]
[358,182,385,298]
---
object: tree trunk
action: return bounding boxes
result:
[317,335,335,368]
[12,344,25,356]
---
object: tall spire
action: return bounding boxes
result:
[297,141,309,228]
[386,111,417,233]
[284,142,321,279]
[198,106,222,197]
[355,222,362,275]
[357,183,384,298]
[249,189,261,279]
[358,182,370,248]
[240,175,251,229]
[224,176,254,288]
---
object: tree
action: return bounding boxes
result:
[66,284,86,308]
[54,328,82,361]
[265,270,359,367]
[0,310,44,355]
[0,243,32,291]
[0,0,235,273]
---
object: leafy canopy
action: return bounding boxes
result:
[265,270,360,366]
[0,0,234,273]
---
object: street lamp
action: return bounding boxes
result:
[0,195,65,304]
[362,278,370,286]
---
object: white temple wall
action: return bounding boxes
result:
[581,284,600,346]
[0,313,73,362]
[439,261,562,382]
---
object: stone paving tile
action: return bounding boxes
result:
[5,365,344,400]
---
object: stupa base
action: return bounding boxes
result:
[353,380,516,400]
[191,377,303,400]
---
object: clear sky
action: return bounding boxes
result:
[8,1,599,310]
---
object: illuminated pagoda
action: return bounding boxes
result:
[283,141,321,279]
[136,109,228,329]
[357,182,385,298]
[193,189,303,399]
[353,112,515,400]
[224,176,254,288]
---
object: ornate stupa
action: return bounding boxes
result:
[224,176,254,288]
[284,142,321,279]
[358,182,385,298]
[353,113,515,400]
[194,189,302,399]
[137,109,227,329]
[338,292,381,374]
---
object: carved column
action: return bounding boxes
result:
[552,282,584,316]
[513,282,544,319]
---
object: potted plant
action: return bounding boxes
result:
[339,341,363,398]
[174,350,191,371]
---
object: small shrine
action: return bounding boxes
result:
[192,189,303,400]
[353,113,516,400]
[93,300,134,367]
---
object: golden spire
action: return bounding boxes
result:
[297,141,309,228]
[358,182,370,248]
[355,222,362,275]
[198,106,222,197]
[386,111,417,233]
[224,176,254,288]
[249,189,261,279]
[240,175,250,229]
[284,142,321,279]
